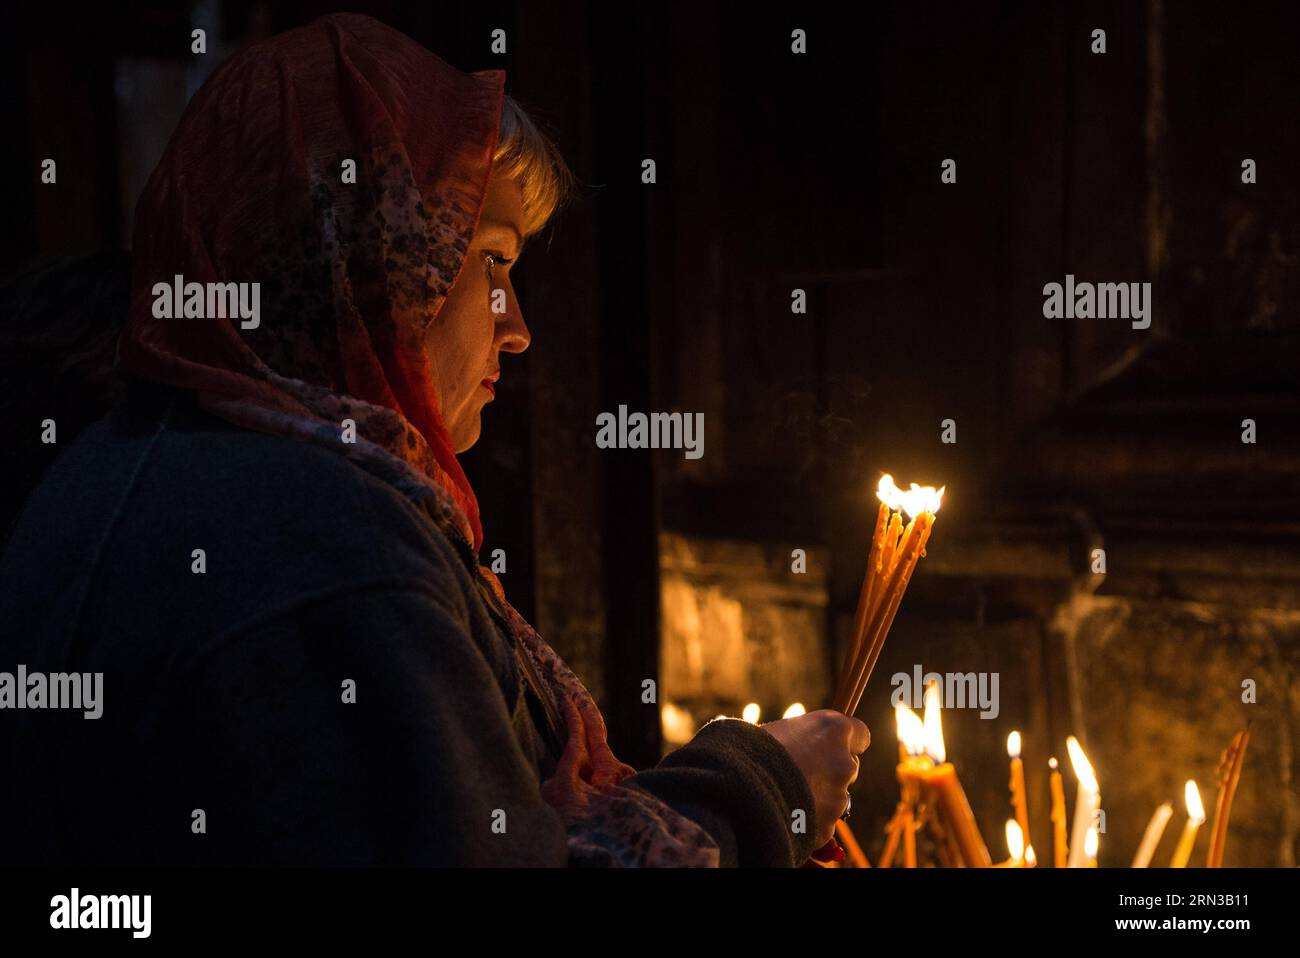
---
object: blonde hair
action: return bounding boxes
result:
[495,94,578,238]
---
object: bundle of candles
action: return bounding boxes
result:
[815,472,1253,869]
[839,681,1251,868]
[831,475,945,716]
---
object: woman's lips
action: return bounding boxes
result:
[481,378,496,397]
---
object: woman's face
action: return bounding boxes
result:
[425,170,531,452]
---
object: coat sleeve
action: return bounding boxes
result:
[176,581,573,866]
[621,718,821,867]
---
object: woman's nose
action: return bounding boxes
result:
[495,286,531,353]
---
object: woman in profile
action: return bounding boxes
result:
[0,13,867,867]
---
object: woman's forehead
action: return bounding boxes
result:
[481,173,525,232]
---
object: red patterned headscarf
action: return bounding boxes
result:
[121,11,492,548]
[119,13,720,867]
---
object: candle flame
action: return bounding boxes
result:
[1007,730,1021,759]
[1005,819,1024,860]
[1184,780,1205,823]
[1025,845,1037,867]
[782,702,806,718]
[1085,827,1099,859]
[1065,736,1098,793]
[1048,756,1059,771]
[895,702,925,756]
[922,680,946,763]
[742,702,761,724]
[876,474,945,519]
[659,702,696,744]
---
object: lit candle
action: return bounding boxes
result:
[1024,845,1037,868]
[834,477,944,715]
[1083,827,1099,867]
[1065,736,1100,868]
[920,681,991,867]
[894,702,931,869]
[1131,801,1174,868]
[1169,780,1205,868]
[1004,819,1025,867]
[742,702,761,724]
[782,702,806,718]
[848,507,934,709]
[1007,731,1031,862]
[1048,757,1067,868]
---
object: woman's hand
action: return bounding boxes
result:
[759,710,870,848]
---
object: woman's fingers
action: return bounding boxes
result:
[758,710,872,847]
[848,717,871,753]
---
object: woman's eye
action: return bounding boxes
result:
[483,251,513,276]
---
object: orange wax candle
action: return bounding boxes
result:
[895,707,933,801]
[835,820,870,868]
[1049,757,1067,868]
[847,510,934,710]
[833,500,891,708]
[1207,727,1250,868]
[901,805,917,868]
[917,680,989,866]
[879,805,906,868]
[924,762,991,867]
[893,703,930,868]
[1007,731,1031,861]
[899,750,934,858]
[836,477,944,716]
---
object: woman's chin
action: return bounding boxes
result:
[451,417,482,454]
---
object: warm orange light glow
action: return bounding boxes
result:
[660,702,695,744]
[1006,819,1024,860]
[742,702,761,724]
[876,474,946,519]
[895,702,925,756]
[1085,827,1099,859]
[783,702,806,719]
[922,681,945,764]
[1066,735,1098,793]
[1007,730,1021,759]
[1025,845,1038,867]
[1184,780,1206,823]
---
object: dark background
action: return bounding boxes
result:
[3,1,1298,865]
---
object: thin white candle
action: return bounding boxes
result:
[1066,736,1100,868]
[1131,801,1174,868]
[1084,827,1099,867]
